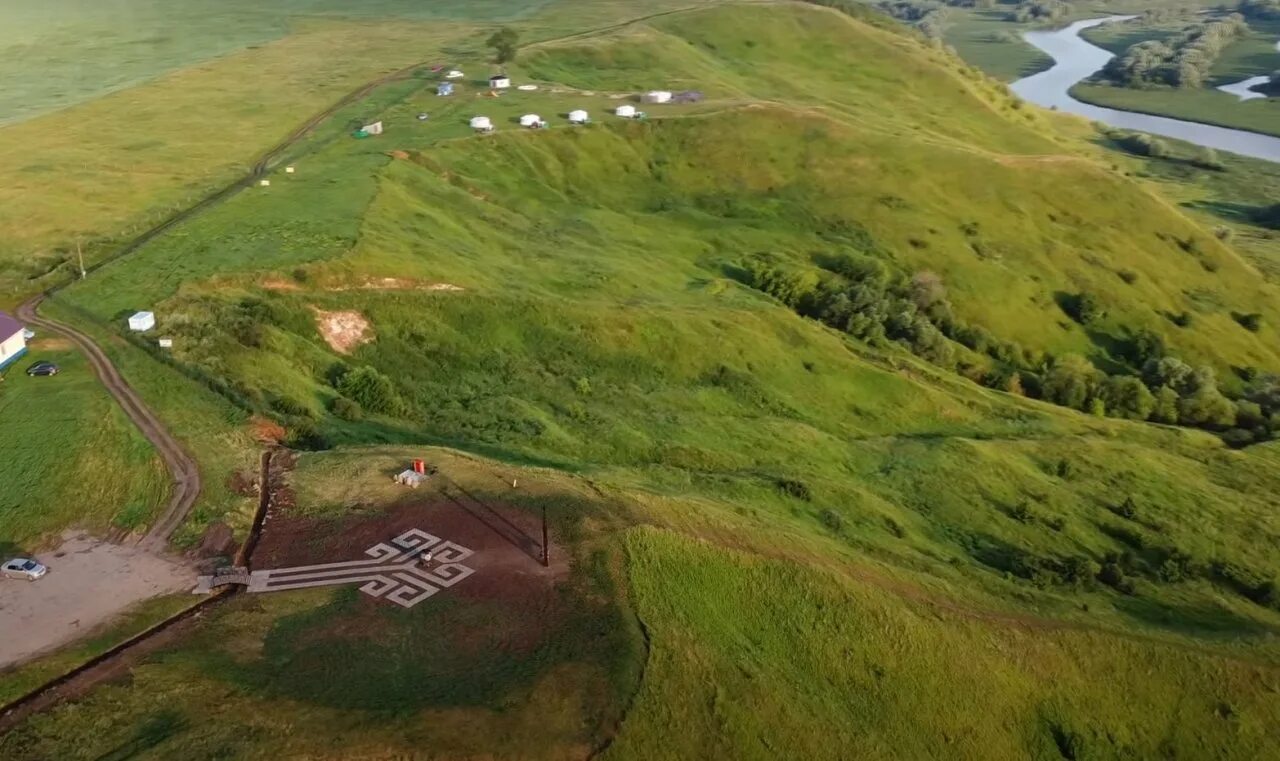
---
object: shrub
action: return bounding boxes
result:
[270,394,314,419]
[776,478,812,501]
[1063,292,1104,324]
[1009,500,1035,523]
[286,419,330,451]
[818,508,843,533]
[329,396,363,421]
[336,366,402,415]
[1232,311,1263,332]
[1113,496,1138,520]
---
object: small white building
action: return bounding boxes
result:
[489,74,511,89]
[615,104,637,118]
[128,311,155,332]
[0,311,28,372]
[362,121,384,136]
[446,69,465,79]
[259,179,271,187]
[568,109,590,124]
[158,338,174,349]
[519,114,545,128]
[469,116,494,132]
[643,90,673,104]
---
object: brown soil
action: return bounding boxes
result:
[248,416,286,445]
[252,483,567,607]
[312,307,372,354]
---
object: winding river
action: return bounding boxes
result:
[1010,16,1280,162]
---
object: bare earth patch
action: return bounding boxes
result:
[265,276,463,293]
[313,308,373,355]
[0,532,192,668]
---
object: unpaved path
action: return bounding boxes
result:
[0,532,191,668]
[17,296,200,550]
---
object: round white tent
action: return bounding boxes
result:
[643,90,672,104]
[469,116,494,131]
[568,109,589,124]
[446,70,465,79]
[615,104,637,118]
[519,114,544,128]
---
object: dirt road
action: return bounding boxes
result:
[16,296,200,550]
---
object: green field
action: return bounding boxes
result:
[3,1,1280,758]
[0,338,168,551]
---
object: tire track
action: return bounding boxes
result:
[16,295,200,550]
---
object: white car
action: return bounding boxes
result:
[2,558,48,581]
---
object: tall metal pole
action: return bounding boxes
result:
[77,240,86,279]
[541,504,549,567]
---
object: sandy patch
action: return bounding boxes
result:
[313,308,373,355]
[0,532,193,668]
[27,337,73,352]
[261,277,301,291]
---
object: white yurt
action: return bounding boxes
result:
[489,74,511,89]
[469,116,494,132]
[568,109,589,124]
[446,70,465,79]
[643,90,673,104]
[519,114,544,128]
[615,104,637,118]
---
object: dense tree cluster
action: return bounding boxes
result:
[1006,0,1067,23]
[744,252,1280,446]
[1103,14,1248,88]
[877,0,950,38]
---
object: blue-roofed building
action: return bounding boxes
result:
[0,311,28,371]
[437,82,454,97]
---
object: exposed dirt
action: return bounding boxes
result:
[26,337,73,352]
[264,276,464,293]
[0,532,194,668]
[312,307,372,354]
[253,484,567,605]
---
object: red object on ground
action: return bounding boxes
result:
[413,459,425,474]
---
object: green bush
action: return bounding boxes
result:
[336,366,402,415]
[329,396,363,421]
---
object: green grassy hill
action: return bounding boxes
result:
[5,2,1280,758]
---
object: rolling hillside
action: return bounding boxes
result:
[5,2,1280,759]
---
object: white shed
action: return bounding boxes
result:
[446,69,465,79]
[643,90,673,104]
[568,109,590,124]
[128,311,156,332]
[362,121,384,136]
[469,116,494,132]
[615,104,637,118]
[519,114,545,128]
[489,74,511,89]
[0,311,27,372]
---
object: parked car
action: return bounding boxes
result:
[26,361,59,377]
[2,558,48,581]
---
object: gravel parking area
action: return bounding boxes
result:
[0,532,192,668]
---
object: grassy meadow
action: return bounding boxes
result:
[0,337,169,551]
[3,1,1280,758]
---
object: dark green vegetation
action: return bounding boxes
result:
[1100,13,1249,89]
[4,1,1280,758]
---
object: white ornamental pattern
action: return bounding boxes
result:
[245,528,476,608]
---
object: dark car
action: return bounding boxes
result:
[26,361,59,377]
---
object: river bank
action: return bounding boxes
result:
[1010,16,1280,162]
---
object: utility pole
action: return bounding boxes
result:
[541,504,549,567]
[76,239,86,279]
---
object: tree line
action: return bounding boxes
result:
[1102,14,1248,88]
[743,251,1279,446]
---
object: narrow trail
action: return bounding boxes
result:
[16,295,200,550]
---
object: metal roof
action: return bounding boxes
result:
[0,311,23,341]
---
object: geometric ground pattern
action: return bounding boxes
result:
[242,529,475,608]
